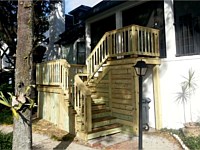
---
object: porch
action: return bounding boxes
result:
[36,24,161,141]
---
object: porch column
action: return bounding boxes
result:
[115,11,122,57]
[164,0,176,59]
[115,11,122,29]
[153,65,162,129]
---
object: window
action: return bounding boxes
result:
[176,14,200,56]
[122,1,166,58]
[77,42,85,64]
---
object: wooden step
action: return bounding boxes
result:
[92,109,111,119]
[92,98,107,104]
[92,116,117,128]
[92,103,106,111]
[87,123,122,140]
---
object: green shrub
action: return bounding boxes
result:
[0,131,12,150]
[182,135,200,150]
[0,83,13,93]
[0,108,13,125]
[161,128,200,150]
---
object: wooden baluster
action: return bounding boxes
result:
[155,31,160,56]
[124,29,127,53]
[74,84,77,110]
[108,34,112,55]
[147,30,150,54]
[141,28,144,54]
[144,29,147,54]
[151,32,154,55]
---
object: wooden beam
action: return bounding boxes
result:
[37,86,63,94]
[106,57,160,66]
[153,65,162,129]
[132,68,139,135]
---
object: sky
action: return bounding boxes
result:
[65,0,102,14]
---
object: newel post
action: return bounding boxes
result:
[86,95,92,132]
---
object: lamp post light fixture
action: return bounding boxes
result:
[134,60,148,150]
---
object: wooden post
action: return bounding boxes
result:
[109,70,112,115]
[86,95,92,132]
[153,65,162,129]
[132,68,139,135]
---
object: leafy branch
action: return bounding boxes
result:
[0,85,36,120]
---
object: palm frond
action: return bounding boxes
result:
[11,107,19,120]
[0,91,9,103]
[0,99,11,108]
[181,68,197,93]
[0,92,11,108]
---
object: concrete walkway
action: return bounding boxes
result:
[0,124,96,150]
[0,124,183,150]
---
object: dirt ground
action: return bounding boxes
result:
[32,119,92,148]
[32,119,183,150]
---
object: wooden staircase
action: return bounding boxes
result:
[73,24,160,140]
[36,24,161,141]
[86,79,122,140]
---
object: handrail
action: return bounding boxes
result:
[36,59,70,96]
[74,74,92,132]
[86,24,160,80]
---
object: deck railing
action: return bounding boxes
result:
[36,60,91,133]
[36,24,160,135]
[36,59,70,95]
[86,24,160,80]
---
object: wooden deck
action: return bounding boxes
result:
[36,24,161,141]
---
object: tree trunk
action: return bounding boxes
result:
[13,1,34,150]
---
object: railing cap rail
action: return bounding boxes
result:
[74,74,91,96]
[36,59,71,68]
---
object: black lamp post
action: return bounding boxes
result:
[134,60,148,150]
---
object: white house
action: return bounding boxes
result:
[37,0,200,140]
[83,0,200,129]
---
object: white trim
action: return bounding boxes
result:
[162,55,200,62]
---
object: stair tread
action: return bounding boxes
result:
[92,109,111,114]
[92,104,106,111]
[89,123,122,134]
[92,103,106,106]
[92,116,116,122]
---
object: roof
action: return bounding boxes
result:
[68,5,91,16]
[85,0,126,19]
[56,1,127,45]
